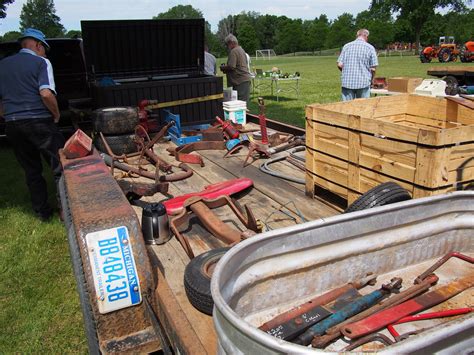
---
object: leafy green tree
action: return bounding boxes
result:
[1,30,21,42]
[1,0,14,18]
[254,14,279,50]
[65,29,81,38]
[356,9,395,49]
[153,4,203,19]
[275,19,304,54]
[443,9,474,44]
[305,15,330,52]
[217,14,238,45]
[237,19,260,55]
[371,0,470,53]
[19,0,65,37]
[326,13,356,49]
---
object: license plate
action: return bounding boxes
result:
[86,226,141,314]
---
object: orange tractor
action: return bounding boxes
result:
[420,36,460,63]
[460,41,474,62]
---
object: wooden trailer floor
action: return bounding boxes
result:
[119,130,341,353]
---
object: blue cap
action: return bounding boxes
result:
[18,28,50,50]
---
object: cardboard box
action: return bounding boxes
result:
[387,77,423,93]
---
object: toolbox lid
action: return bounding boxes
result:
[81,19,205,79]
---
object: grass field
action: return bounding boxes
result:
[0,55,472,352]
[219,55,473,127]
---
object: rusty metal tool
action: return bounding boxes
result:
[259,274,377,341]
[293,278,403,346]
[117,179,169,199]
[414,251,474,284]
[343,333,394,351]
[341,275,474,340]
[387,307,474,338]
[169,195,259,258]
[167,140,226,166]
[311,273,439,348]
[162,178,253,215]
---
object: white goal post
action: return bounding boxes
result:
[255,49,276,60]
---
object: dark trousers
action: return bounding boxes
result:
[233,81,251,104]
[6,118,65,215]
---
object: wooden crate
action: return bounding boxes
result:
[305,94,474,204]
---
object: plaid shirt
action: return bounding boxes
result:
[337,39,378,89]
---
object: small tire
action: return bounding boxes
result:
[94,133,138,155]
[59,176,100,354]
[438,48,452,63]
[443,75,459,96]
[184,247,230,315]
[92,107,139,135]
[419,53,431,63]
[345,182,411,213]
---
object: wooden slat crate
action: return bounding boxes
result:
[305,94,474,205]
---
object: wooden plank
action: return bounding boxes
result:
[200,149,337,220]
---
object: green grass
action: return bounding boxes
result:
[0,55,472,352]
[218,55,473,127]
[0,147,87,353]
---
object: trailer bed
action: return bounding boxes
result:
[122,127,340,352]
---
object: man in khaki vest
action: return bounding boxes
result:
[220,34,251,103]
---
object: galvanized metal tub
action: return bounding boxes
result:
[211,192,474,354]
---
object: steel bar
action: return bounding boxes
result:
[387,307,473,338]
[311,274,439,348]
[259,274,376,333]
[293,278,402,346]
[343,333,394,351]
[414,251,473,284]
[341,275,474,339]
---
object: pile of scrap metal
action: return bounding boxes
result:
[259,251,473,351]
[166,97,305,174]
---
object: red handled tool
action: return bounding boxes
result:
[162,178,253,215]
[215,116,239,139]
[341,275,474,339]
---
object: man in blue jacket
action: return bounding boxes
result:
[0,28,64,221]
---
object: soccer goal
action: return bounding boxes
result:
[255,49,276,60]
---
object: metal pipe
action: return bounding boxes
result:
[414,251,473,284]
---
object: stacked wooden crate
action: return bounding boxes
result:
[305,94,474,204]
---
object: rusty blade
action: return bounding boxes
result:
[168,140,226,166]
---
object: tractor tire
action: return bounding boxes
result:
[92,107,139,135]
[438,48,452,63]
[443,75,459,96]
[184,247,230,315]
[59,176,100,354]
[94,133,138,155]
[344,182,411,214]
[419,53,431,63]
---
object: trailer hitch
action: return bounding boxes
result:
[169,195,259,258]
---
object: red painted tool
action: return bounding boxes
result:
[257,97,269,145]
[341,275,474,339]
[162,178,253,215]
[387,307,474,338]
[215,116,239,139]
[62,129,92,159]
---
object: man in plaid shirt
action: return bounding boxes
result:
[337,29,378,101]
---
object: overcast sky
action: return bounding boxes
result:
[0,0,373,35]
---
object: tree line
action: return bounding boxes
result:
[1,1,473,57]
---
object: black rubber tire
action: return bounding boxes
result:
[443,75,459,96]
[419,53,431,63]
[184,247,231,315]
[94,133,138,155]
[59,176,100,354]
[92,107,139,135]
[345,182,411,213]
[438,48,452,63]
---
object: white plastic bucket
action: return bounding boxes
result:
[223,100,246,125]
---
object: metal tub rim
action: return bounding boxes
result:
[211,191,474,353]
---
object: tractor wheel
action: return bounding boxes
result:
[460,46,470,62]
[443,76,459,96]
[419,53,431,63]
[438,48,452,63]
